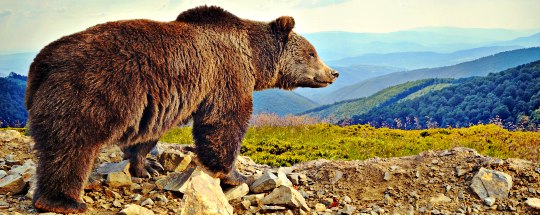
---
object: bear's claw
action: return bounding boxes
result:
[130,158,164,178]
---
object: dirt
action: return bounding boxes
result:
[1,130,540,214]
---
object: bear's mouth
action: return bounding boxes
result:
[314,77,334,85]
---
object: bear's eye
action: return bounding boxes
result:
[308,52,315,57]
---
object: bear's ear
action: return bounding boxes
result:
[270,16,295,36]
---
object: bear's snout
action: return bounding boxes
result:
[330,69,339,78]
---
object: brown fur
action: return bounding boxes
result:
[26,5,337,213]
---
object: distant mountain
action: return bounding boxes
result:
[253,89,318,116]
[328,46,521,69]
[353,60,540,129]
[294,64,403,102]
[0,52,36,76]
[301,79,454,122]
[305,27,539,61]
[0,73,28,127]
[492,32,540,47]
[321,47,540,104]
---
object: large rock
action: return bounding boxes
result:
[470,168,512,200]
[155,167,196,193]
[8,159,36,182]
[0,175,26,194]
[262,185,310,212]
[119,204,155,215]
[180,168,233,215]
[158,151,192,172]
[250,170,281,194]
[525,198,540,210]
[98,160,132,188]
[278,168,293,187]
[224,183,249,200]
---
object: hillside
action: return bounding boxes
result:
[322,47,540,104]
[0,73,27,127]
[301,79,454,122]
[294,64,403,102]
[328,46,521,70]
[353,60,540,129]
[253,89,318,116]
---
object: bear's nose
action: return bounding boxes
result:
[331,70,339,78]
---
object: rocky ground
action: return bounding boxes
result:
[1,129,540,215]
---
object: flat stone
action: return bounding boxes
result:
[526,198,540,209]
[180,168,233,215]
[315,203,326,212]
[155,167,196,193]
[339,204,356,215]
[484,197,496,206]
[278,168,293,187]
[97,160,130,175]
[250,170,281,193]
[383,172,392,181]
[119,204,155,215]
[262,185,310,211]
[106,171,132,188]
[140,198,154,206]
[0,174,26,194]
[429,193,451,204]
[0,170,6,179]
[224,183,249,200]
[470,168,512,200]
[260,205,287,213]
[331,170,343,184]
[158,151,191,172]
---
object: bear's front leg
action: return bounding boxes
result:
[192,95,254,186]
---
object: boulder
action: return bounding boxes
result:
[155,167,196,193]
[278,168,293,187]
[250,170,281,193]
[158,151,192,172]
[470,168,512,200]
[525,198,540,210]
[180,168,233,215]
[0,174,26,194]
[224,183,249,200]
[262,185,310,212]
[119,204,155,215]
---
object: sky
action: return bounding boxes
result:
[1,0,540,54]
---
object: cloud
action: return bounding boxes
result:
[0,9,12,18]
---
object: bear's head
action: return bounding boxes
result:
[271,16,339,90]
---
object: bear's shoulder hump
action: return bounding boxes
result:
[176,6,240,24]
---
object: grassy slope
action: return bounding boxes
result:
[253,89,318,116]
[160,124,540,167]
[301,79,453,122]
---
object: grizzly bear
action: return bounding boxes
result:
[25,5,338,213]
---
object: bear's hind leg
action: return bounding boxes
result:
[122,140,164,178]
[33,139,101,214]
